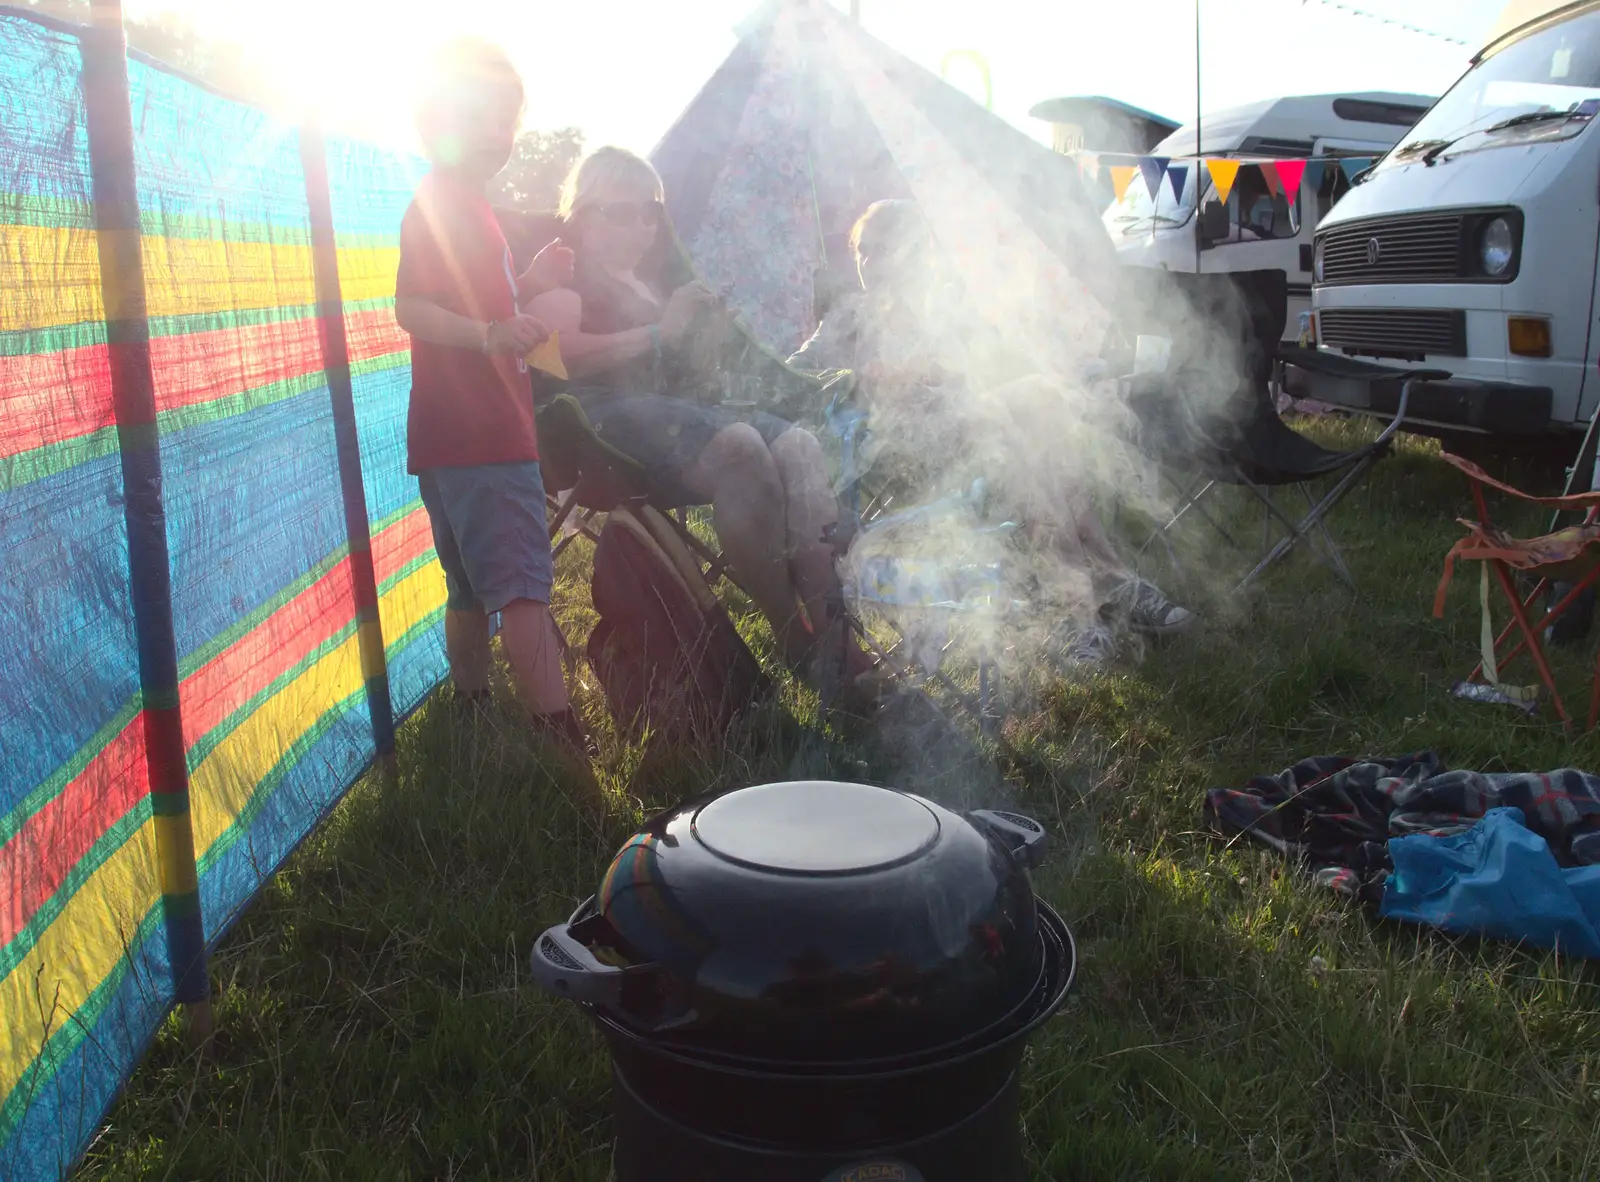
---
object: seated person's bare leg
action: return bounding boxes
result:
[446,607,492,694]
[682,424,812,664]
[769,426,876,678]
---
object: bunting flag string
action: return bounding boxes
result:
[1072,149,1377,208]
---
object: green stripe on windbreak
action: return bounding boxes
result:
[0,296,396,359]
[1,349,410,494]
[379,551,439,598]
[0,192,95,232]
[0,428,121,494]
[0,904,167,1151]
[184,622,359,774]
[0,799,155,985]
[194,690,367,877]
[176,544,349,680]
[0,191,405,249]
[0,321,107,358]
[0,697,142,849]
[371,497,425,537]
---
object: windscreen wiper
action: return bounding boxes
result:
[1119,215,1186,234]
[1414,108,1584,166]
[1486,106,1578,132]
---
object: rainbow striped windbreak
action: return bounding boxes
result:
[0,13,449,1177]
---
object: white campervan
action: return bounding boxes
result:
[1104,92,1433,344]
[1304,1,1600,442]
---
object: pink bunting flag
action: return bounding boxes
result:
[1273,160,1307,197]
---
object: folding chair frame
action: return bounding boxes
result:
[1441,470,1600,732]
[1135,370,1445,592]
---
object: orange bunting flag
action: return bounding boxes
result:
[526,331,568,380]
[1204,158,1241,205]
[1258,163,1282,196]
[1109,165,1138,202]
[1273,160,1307,196]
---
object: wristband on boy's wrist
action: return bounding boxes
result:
[481,321,497,354]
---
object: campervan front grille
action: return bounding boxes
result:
[1317,308,1466,359]
[1319,214,1465,285]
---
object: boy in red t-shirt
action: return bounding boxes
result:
[395,39,593,786]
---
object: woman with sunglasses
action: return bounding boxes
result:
[527,146,860,683]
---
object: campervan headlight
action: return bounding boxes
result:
[1313,238,1326,284]
[1479,217,1515,278]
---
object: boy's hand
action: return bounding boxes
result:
[522,241,575,296]
[486,314,549,354]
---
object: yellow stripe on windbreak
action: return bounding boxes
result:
[187,562,445,857]
[141,236,317,320]
[335,246,400,305]
[0,223,105,333]
[379,558,448,660]
[0,565,447,1104]
[0,820,163,1104]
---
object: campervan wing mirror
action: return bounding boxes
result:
[1198,200,1230,244]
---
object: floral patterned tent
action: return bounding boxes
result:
[650,0,1122,359]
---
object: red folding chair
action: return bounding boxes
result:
[1433,451,1600,730]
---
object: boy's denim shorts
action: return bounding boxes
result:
[417,462,553,614]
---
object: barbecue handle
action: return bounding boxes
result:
[969,809,1049,870]
[529,924,632,1005]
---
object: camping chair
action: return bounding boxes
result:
[817,374,1017,731]
[1432,451,1600,731]
[1129,365,1450,591]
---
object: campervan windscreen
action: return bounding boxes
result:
[1376,9,1600,172]
[1104,168,1196,235]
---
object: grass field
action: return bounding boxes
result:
[77,419,1600,1181]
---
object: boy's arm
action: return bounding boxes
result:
[395,297,548,355]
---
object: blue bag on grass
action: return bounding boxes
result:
[1381,807,1600,959]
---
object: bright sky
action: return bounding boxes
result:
[121,0,1511,152]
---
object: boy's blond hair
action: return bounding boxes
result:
[414,37,525,156]
[558,146,663,219]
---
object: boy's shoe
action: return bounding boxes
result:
[1106,576,1196,637]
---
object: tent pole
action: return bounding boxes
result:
[82,0,213,1048]
[1194,0,1202,278]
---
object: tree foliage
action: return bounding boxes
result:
[490,127,585,213]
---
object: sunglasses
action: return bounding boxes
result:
[590,199,664,228]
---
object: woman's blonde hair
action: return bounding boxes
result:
[558,146,664,219]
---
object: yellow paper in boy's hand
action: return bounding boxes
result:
[526,332,568,380]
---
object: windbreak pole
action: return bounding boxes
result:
[81,0,212,1041]
[300,125,399,781]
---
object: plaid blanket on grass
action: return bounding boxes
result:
[1204,752,1600,900]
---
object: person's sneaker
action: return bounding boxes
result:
[1106,576,1196,637]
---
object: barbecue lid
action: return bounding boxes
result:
[531,781,1050,1063]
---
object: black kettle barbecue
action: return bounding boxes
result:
[530,780,1077,1181]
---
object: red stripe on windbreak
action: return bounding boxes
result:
[0,723,148,948]
[372,506,434,586]
[179,561,356,747]
[151,316,325,414]
[0,309,408,460]
[344,307,408,365]
[0,345,114,458]
[0,559,358,949]
[0,479,440,948]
